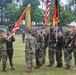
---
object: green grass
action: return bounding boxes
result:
[0,34,76,75]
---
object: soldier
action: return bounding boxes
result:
[22,30,25,43]
[35,29,44,69]
[41,26,48,64]
[6,32,15,70]
[25,29,38,72]
[0,30,9,72]
[47,27,56,67]
[63,30,73,69]
[56,30,63,68]
[71,31,76,70]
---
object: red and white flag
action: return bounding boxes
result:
[44,0,51,26]
[8,4,30,38]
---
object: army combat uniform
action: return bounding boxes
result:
[48,29,56,67]
[0,30,9,71]
[6,34,15,70]
[35,33,44,68]
[72,34,76,65]
[25,33,38,72]
[64,31,73,69]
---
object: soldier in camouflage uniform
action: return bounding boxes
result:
[63,30,73,69]
[72,31,76,70]
[41,26,48,64]
[35,29,44,69]
[0,30,9,72]
[25,29,38,72]
[47,27,56,67]
[22,30,25,43]
[6,32,15,70]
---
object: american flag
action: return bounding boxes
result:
[44,0,51,25]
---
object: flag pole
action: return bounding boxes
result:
[56,23,58,41]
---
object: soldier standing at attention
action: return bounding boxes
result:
[47,27,56,67]
[64,30,72,69]
[25,29,38,72]
[56,30,63,68]
[35,29,44,69]
[22,30,25,43]
[0,30,9,72]
[6,32,15,70]
[41,26,48,64]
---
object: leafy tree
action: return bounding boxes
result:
[0,0,12,25]
[21,0,40,21]
[33,8,44,23]
[4,3,21,25]
[59,5,76,26]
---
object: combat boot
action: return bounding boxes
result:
[2,68,7,72]
[47,63,53,67]
[11,66,15,70]
[27,67,32,73]
[64,65,70,69]
[34,66,40,69]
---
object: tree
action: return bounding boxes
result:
[4,3,21,25]
[59,5,76,26]
[21,0,40,21]
[0,0,12,25]
[33,8,44,23]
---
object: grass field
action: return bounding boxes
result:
[0,34,76,75]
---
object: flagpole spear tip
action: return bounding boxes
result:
[28,4,30,7]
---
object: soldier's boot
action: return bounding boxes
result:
[34,66,40,69]
[11,66,15,70]
[2,67,7,72]
[27,67,32,72]
[74,58,76,65]
[47,63,53,67]
[64,65,70,69]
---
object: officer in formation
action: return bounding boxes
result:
[6,32,15,70]
[22,30,25,43]
[41,26,48,64]
[63,30,73,69]
[0,30,10,72]
[56,30,63,68]
[25,29,38,72]
[72,31,76,66]
[47,27,56,67]
[35,28,44,69]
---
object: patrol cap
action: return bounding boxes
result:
[0,29,4,33]
[27,29,32,34]
[7,32,10,35]
[58,27,63,32]
[35,28,40,31]
[42,26,45,29]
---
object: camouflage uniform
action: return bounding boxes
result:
[6,35,15,69]
[35,33,44,67]
[25,34,38,71]
[42,33,48,64]
[0,30,9,71]
[48,29,56,66]
[64,31,72,69]
[22,31,25,43]
[72,35,76,65]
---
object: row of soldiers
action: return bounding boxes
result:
[25,26,76,72]
[0,30,15,72]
